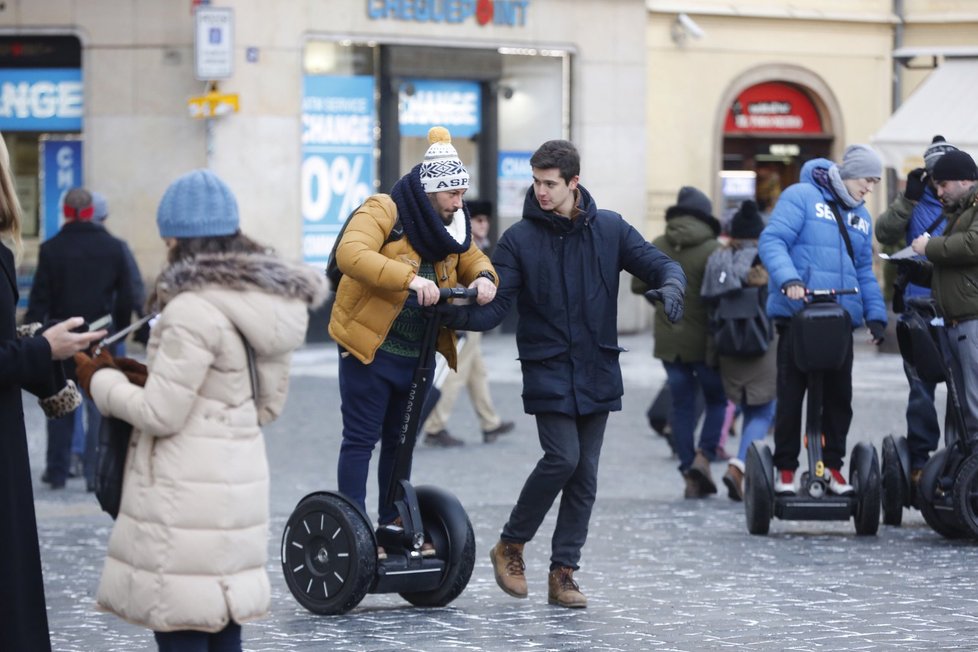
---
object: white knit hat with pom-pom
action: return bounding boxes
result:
[419,126,469,193]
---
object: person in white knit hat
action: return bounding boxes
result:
[328,126,498,557]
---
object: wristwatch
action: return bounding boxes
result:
[476,270,496,284]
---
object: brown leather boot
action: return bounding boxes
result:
[723,460,745,502]
[489,540,528,598]
[688,450,718,495]
[683,472,705,499]
[548,567,587,608]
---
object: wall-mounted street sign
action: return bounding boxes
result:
[188,90,239,118]
[194,6,234,80]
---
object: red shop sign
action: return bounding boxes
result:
[724,82,823,134]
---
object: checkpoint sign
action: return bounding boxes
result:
[195,6,234,80]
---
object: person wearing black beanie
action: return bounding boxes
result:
[729,199,765,240]
[910,150,978,435]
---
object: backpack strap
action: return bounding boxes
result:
[829,201,856,265]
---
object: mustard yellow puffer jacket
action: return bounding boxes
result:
[328,194,496,368]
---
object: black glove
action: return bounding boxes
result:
[905,167,927,202]
[424,303,468,330]
[894,257,933,287]
[646,282,685,324]
[867,320,886,346]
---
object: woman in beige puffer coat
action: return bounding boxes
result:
[77,169,327,650]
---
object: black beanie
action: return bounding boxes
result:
[932,150,978,183]
[730,200,764,240]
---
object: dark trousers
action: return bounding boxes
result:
[501,411,608,570]
[46,392,101,487]
[337,347,421,525]
[772,323,853,472]
[153,622,241,652]
[904,360,940,470]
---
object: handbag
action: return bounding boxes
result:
[710,286,773,357]
[94,415,133,519]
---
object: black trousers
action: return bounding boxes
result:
[772,322,854,472]
[501,411,608,571]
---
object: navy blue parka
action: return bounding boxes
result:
[463,185,685,416]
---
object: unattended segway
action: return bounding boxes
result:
[281,287,477,614]
[744,289,881,536]
[881,296,978,538]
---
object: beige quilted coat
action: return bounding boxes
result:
[89,251,327,633]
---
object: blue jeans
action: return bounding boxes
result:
[337,348,422,524]
[904,360,940,470]
[501,411,608,570]
[154,622,241,651]
[663,361,727,472]
[735,400,776,463]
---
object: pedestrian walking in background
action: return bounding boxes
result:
[328,127,497,553]
[875,135,957,488]
[25,187,133,491]
[73,169,327,651]
[700,200,777,501]
[759,144,888,496]
[909,150,978,433]
[638,186,727,499]
[0,135,105,652]
[445,139,685,608]
[422,200,514,446]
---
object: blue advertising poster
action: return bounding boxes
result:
[399,79,481,138]
[300,75,376,268]
[497,150,533,218]
[0,69,84,132]
[40,138,83,241]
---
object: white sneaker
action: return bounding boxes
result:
[828,468,854,495]
[774,469,795,495]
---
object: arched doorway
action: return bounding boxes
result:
[714,66,843,226]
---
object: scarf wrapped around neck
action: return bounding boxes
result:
[812,164,860,209]
[390,165,471,262]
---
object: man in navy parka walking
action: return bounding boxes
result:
[445,139,685,608]
[759,145,887,496]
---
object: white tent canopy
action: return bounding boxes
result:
[871,58,978,172]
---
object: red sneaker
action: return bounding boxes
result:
[775,469,795,495]
[828,468,854,495]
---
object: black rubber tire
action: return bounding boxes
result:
[881,436,905,526]
[399,486,476,607]
[952,453,978,539]
[281,493,376,615]
[852,448,881,536]
[744,443,773,535]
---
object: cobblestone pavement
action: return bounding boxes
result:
[28,332,978,651]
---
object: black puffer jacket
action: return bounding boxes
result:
[465,185,685,416]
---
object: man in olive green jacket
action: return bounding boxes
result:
[910,150,978,433]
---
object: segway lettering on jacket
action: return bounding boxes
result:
[325,207,403,291]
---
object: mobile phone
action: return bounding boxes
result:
[73,314,113,333]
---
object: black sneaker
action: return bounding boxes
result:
[483,421,515,443]
[424,429,464,447]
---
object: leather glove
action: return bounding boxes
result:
[895,258,933,287]
[73,349,117,395]
[424,302,469,330]
[114,357,149,387]
[867,320,886,346]
[645,281,685,323]
[905,167,927,202]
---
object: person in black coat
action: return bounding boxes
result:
[0,137,107,652]
[26,187,133,490]
[446,140,685,608]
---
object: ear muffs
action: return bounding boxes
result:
[64,204,95,221]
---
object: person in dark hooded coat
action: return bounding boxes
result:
[445,139,685,608]
[0,134,105,652]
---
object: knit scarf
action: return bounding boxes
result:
[812,164,860,209]
[390,164,471,262]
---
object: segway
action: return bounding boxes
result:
[881,296,977,538]
[744,289,881,536]
[281,287,477,614]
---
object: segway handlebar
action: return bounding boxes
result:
[404,286,478,308]
[805,288,859,297]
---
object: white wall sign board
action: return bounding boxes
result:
[195,7,234,81]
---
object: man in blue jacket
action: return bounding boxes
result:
[875,136,957,486]
[759,145,888,496]
[446,140,685,608]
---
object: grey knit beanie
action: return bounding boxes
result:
[156,169,240,238]
[675,186,712,217]
[923,135,958,173]
[839,144,883,180]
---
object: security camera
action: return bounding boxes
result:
[677,13,704,39]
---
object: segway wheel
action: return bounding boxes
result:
[952,453,978,539]
[399,486,476,607]
[851,446,881,536]
[880,436,905,526]
[918,450,970,539]
[744,443,773,536]
[281,493,376,615]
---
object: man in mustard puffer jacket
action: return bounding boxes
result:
[328,126,497,536]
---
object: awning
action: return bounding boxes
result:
[871,58,978,172]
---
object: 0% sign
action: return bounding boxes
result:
[301,153,372,224]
